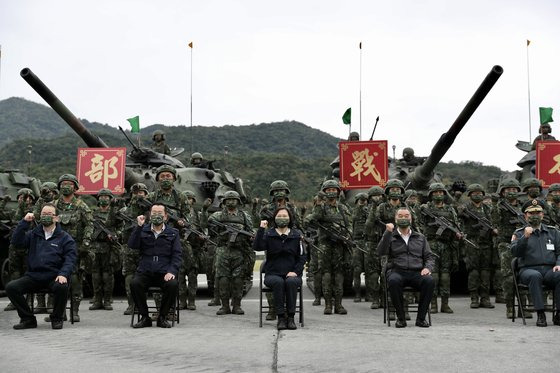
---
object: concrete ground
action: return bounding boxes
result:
[0,275,558,373]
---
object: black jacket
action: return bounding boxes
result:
[377,229,434,272]
[511,224,560,268]
[128,224,182,276]
[253,227,306,277]
[11,220,77,282]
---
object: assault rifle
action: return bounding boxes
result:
[92,218,117,242]
[208,219,255,243]
[301,235,324,255]
[116,210,137,232]
[420,208,478,248]
[314,222,368,254]
[499,200,527,226]
[461,208,495,237]
[183,221,216,246]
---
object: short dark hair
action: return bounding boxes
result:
[394,206,411,216]
[151,203,167,213]
[273,207,294,228]
[41,203,58,215]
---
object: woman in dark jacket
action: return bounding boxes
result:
[253,207,306,330]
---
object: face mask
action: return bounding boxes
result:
[40,215,54,226]
[275,217,290,228]
[98,200,109,206]
[396,218,411,228]
[505,192,518,200]
[432,195,444,202]
[60,185,73,196]
[150,215,164,225]
[225,200,238,209]
[370,196,381,203]
[388,192,401,200]
[160,180,174,189]
[471,195,484,203]
[326,191,338,199]
[273,191,287,199]
[42,192,54,202]
[528,215,542,227]
[528,190,540,198]
[552,195,560,203]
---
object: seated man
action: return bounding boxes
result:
[129,203,181,328]
[6,204,76,330]
[511,199,560,327]
[377,207,435,328]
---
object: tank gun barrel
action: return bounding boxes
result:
[20,68,108,148]
[407,65,503,189]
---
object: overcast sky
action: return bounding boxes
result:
[1,0,559,171]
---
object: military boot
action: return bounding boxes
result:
[479,297,494,308]
[521,294,533,318]
[186,296,196,311]
[123,304,133,316]
[179,293,188,310]
[34,294,48,314]
[4,302,16,311]
[353,293,362,303]
[334,298,347,315]
[370,295,380,309]
[506,301,514,319]
[72,302,81,322]
[89,297,103,310]
[430,298,438,314]
[231,298,245,315]
[103,296,113,311]
[312,296,321,306]
[216,298,231,315]
[266,308,277,320]
[440,296,453,313]
[324,299,333,315]
[208,296,221,306]
[470,293,480,309]
[495,292,505,304]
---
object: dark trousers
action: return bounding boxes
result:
[519,266,560,311]
[6,275,69,322]
[387,270,434,321]
[130,272,178,318]
[264,274,302,316]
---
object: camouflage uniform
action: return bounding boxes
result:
[306,193,326,306]
[363,185,385,308]
[151,129,171,155]
[351,193,370,303]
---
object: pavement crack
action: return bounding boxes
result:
[272,331,280,373]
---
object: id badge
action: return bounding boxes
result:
[546,243,555,251]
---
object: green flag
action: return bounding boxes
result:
[342,108,351,125]
[539,107,553,125]
[127,116,140,133]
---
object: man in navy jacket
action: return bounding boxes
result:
[7,203,77,330]
[129,203,182,328]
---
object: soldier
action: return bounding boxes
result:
[520,178,553,225]
[259,180,301,319]
[363,185,384,308]
[304,180,352,315]
[458,184,496,309]
[307,191,326,306]
[531,122,556,150]
[449,179,467,207]
[351,193,369,302]
[179,190,206,310]
[151,129,171,155]
[49,174,94,322]
[89,189,120,311]
[419,182,463,314]
[491,178,525,319]
[206,191,255,315]
[398,147,424,166]
[547,183,560,227]
[4,188,36,312]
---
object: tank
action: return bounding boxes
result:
[20,68,249,212]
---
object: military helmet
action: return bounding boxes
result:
[466,183,485,196]
[269,180,290,196]
[41,181,58,193]
[403,147,414,157]
[367,185,384,197]
[155,164,177,180]
[348,131,360,141]
[58,174,79,189]
[131,182,149,194]
[183,190,197,202]
[96,188,113,199]
[521,177,542,192]
[222,190,241,203]
[17,188,35,199]
[404,189,418,199]
[497,178,521,195]
[321,179,340,191]
[354,192,368,204]
[548,183,560,192]
[191,152,203,160]
[428,182,446,195]
[152,129,165,141]
[384,179,405,195]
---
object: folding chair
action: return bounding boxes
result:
[28,282,74,324]
[130,286,180,327]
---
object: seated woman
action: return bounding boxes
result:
[253,207,306,330]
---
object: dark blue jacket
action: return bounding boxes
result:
[128,224,182,276]
[11,220,77,282]
[253,227,306,277]
[511,224,560,268]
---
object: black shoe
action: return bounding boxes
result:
[277,316,287,330]
[133,316,153,328]
[51,320,63,329]
[395,319,407,328]
[287,317,297,330]
[536,312,547,327]
[157,317,172,328]
[415,319,430,328]
[13,318,37,330]
[553,312,560,326]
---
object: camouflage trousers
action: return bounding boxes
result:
[352,240,378,299]
[8,245,27,281]
[307,243,322,297]
[428,239,457,297]
[179,243,207,303]
[216,246,246,300]
[464,243,493,296]
[90,248,118,303]
[498,242,514,303]
[122,246,140,307]
[319,241,350,301]
[491,243,503,296]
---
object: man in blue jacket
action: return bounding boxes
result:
[6,203,77,330]
[129,203,181,328]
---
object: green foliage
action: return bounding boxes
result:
[435,161,503,186]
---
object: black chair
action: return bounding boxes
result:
[382,264,431,327]
[511,258,556,325]
[259,260,304,327]
[130,286,180,327]
[27,282,74,324]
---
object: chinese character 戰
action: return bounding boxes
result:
[350,148,382,182]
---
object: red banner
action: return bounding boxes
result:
[535,141,560,187]
[76,148,127,194]
[339,140,388,190]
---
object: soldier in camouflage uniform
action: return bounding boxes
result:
[547,183,560,227]
[4,188,36,311]
[458,184,496,309]
[151,129,171,155]
[89,189,121,311]
[116,183,150,315]
[491,178,525,319]
[304,180,352,315]
[420,182,463,314]
[259,180,302,319]
[49,174,94,322]
[520,178,554,225]
[205,191,255,315]
[351,193,369,302]
[363,185,385,308]
[307,191,326,306]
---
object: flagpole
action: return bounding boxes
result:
[526,39,532,142]
[189,42,193,155]
[359,41,362,140]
